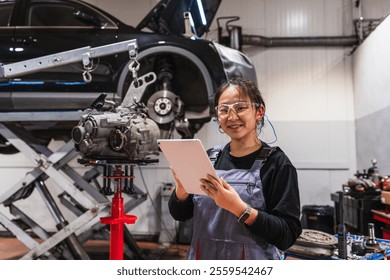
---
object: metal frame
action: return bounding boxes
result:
[0,39,148,259]
[0,114,147,259]
[0,40,138,79]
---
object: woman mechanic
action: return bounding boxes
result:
[168,77,302,259]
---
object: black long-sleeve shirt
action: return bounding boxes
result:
[168,142,302,251]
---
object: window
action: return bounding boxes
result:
[27,2,112,27]
[0,2,15,26]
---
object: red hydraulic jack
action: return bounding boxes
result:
[100,165,137,260]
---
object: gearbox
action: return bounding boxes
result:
[72,103,160,163]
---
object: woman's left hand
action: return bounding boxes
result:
[200,175,247,217]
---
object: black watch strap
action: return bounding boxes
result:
[237,204,252,224]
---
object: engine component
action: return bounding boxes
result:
[147,89,180,124]
[351,239,366,256]
[365,223,380,251]
[72,101,160,162]
[286,229,337,258]
[343,159,383,198]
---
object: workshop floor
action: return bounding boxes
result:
[0,237,189,260]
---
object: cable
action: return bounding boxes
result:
[258,114,278,144]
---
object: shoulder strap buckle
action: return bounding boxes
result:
[258,146,276,160]
[207,145,223,164]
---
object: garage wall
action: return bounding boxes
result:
[353,13,390,176]
[1,0,390,237]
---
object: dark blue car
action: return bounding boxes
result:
[0,0,256,153]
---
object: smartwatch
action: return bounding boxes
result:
[237,204,252,224]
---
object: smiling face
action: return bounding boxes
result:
[217,85,264,144]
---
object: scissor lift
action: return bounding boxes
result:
[0,40,147,259]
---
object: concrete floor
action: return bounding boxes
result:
[0,237,189,260]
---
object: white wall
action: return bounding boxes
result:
[353,13,390,175]
[1,0,390,237]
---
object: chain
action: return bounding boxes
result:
[82,53,93,83]
[128,52,140,87]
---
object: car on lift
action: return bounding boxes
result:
[0,0,257,154]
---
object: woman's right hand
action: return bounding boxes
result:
[172,169,189,201]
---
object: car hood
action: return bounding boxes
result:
[136,0,221,37]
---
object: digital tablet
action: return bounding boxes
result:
[157,139,219,195]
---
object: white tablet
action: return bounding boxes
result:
[157,139,219,195]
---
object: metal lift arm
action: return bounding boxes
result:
[0,39,137,79]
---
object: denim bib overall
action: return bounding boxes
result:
[187,147,281,260]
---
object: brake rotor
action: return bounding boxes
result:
[147,89,177,124]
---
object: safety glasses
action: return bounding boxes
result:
[215,101,259,118]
